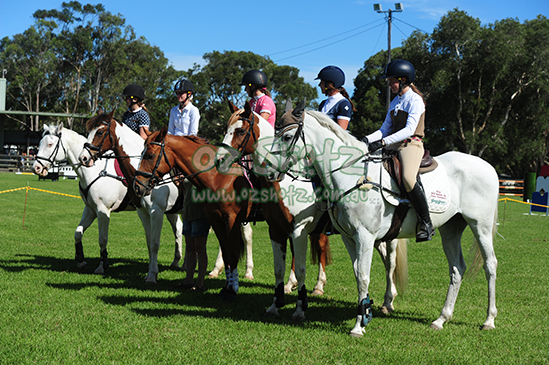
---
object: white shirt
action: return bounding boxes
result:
[167,103,200,136]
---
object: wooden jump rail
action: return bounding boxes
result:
[499,179,524,197]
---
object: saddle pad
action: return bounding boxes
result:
[380,158,450,213]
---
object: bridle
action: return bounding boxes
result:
[134,139,173,195]
[82,119,115,162]
[34,130,68,171]
[217,112,259,174]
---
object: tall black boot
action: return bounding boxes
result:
[407,182,435,242]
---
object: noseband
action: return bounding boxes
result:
[35,130,67,170]
[134,140,173,194]
[83,120,114,162]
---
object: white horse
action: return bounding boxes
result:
[221,101,407,320]
[78,112,253,283]
[32,123,184,276]
[270,101,498,337]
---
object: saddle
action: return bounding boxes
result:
[378,149,438,242]
[383,149,438,194]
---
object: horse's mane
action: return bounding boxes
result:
[85,113,121,132]
[184,135,210,145]
[306,110,364,149]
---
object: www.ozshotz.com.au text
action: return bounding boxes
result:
[189,185,368,205]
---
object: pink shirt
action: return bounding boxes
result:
[248,94,276,128]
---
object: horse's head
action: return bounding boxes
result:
[222,101,264,155]
[267,99,307,182]
[134,127,172,197]
[79,110,119,167]
[33,123,65,176]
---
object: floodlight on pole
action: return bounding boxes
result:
[374,3,404,110]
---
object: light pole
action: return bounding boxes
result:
[374,3,403,111]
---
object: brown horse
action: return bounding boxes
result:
[134,127,252,300]
[221,101,332,320]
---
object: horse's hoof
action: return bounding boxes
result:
[208,271,220,278]
[481,324,495,330]
[93,266,104,275]
[169,262,181,271]
[349,330,364,338]
[430,322,443,330]
[380,306,393,315]
[244,274,254,280]
[284,284,296,294]
[310,289,324,296]
[76,261,87,272]
[291,314,306,322]
[219,288,237,301]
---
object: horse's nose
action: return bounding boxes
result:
[33,165,41,174]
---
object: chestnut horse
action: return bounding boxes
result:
[134,128,252,300]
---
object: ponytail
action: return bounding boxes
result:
[409,84,426,106]
[340,87,357,112]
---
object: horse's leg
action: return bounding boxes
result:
[208,247,224,278]
[165,213,183,270]
[265,227,289,317]
[291,231,309,322]
[311,233,330,296]
[94,209,111,274]
[135,208,155,284]
[144,206,165,284]
[213,216,241,300]
[430,215,468,330]
[344,231,376,338]
[284,250,297,294]
[469,217,498,330]
[241,223,254,280]
[375,240,393,314]
[74,205,97,272]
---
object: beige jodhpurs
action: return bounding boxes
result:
[388,138,424,192]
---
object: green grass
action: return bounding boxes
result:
[1,172,548,364]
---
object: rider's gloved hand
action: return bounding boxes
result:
[367,139,385,153]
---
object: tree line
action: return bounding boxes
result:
[1,3,547,176]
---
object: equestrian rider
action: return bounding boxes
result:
[168,79,200,136]
[168,78,211,291]
[315,65,356,130]
[240,70,276,128]
[362,59,435,242]
[121,84,150,139]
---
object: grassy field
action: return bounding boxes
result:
[0,172,548,364]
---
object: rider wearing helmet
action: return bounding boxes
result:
[168,78,211,291]
[240,70,276,128]
[168,79,200,136]
[315,65,356,130]
[362,59,435,242]
[121,84,150,139]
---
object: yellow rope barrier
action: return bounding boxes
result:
[0,186,81,199]
[499,196,549,209]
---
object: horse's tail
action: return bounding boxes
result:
[394,238,408,293]
[310,233,332,266]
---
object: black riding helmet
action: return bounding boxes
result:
[122,84,145,101]
[383,59,415,84]
[315,66,345,89]
[174,79,194,94]
[239,70,268,88]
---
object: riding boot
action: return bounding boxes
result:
[407,182,435,242]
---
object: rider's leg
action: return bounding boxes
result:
[399,140,435,242]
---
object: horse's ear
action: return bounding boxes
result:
[157,126,168,141]
[108,110,115,119]
[228,100,239,113]
[292,98,306,118]
[243,100,253,119]
[144,128,152,138]
[284,99,293,113]
[58,122,63,131]
[96,107,104,115]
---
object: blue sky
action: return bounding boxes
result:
[1,0,547,97]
